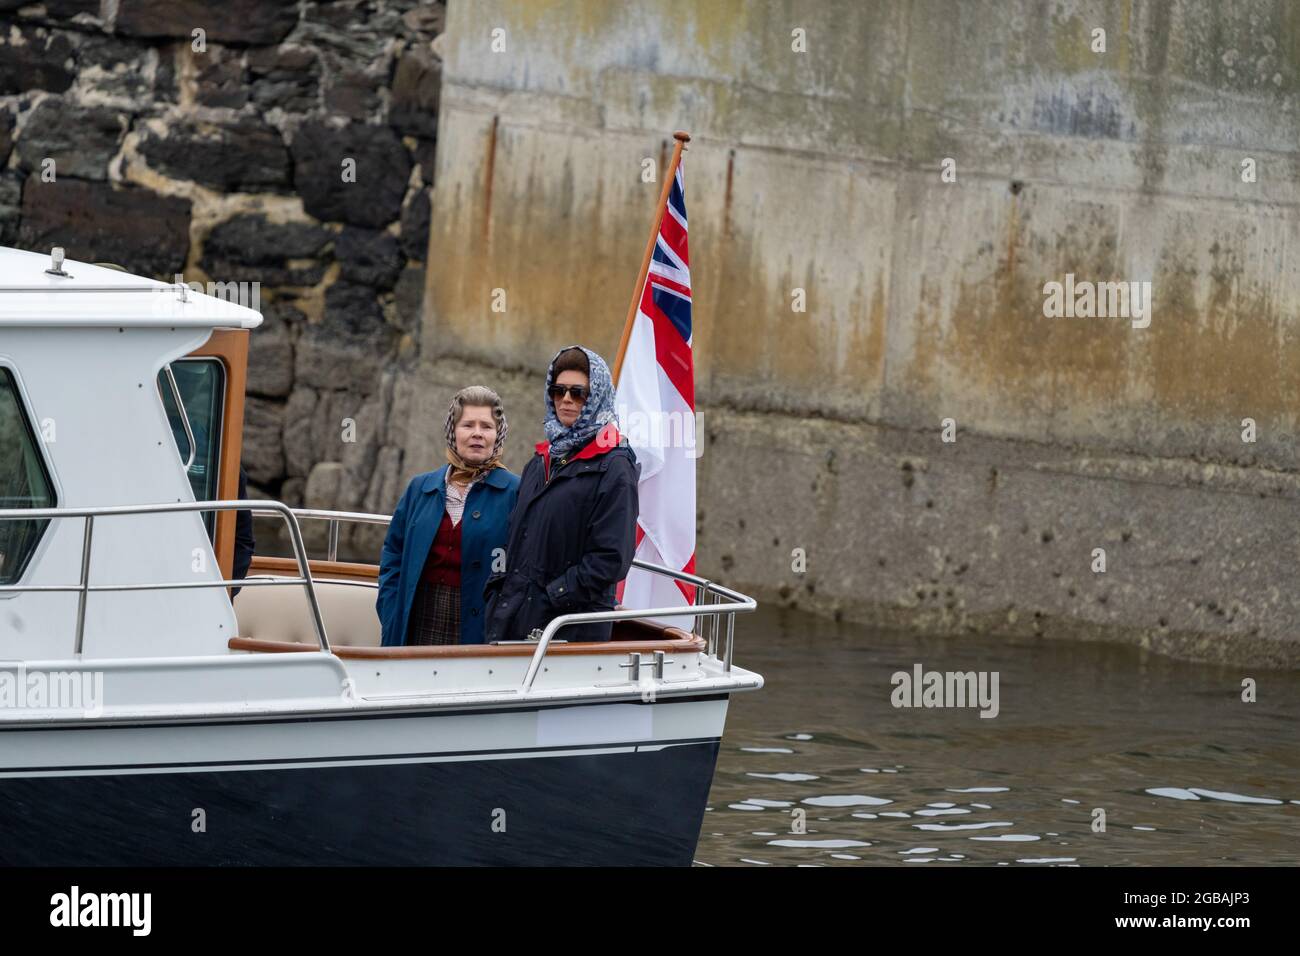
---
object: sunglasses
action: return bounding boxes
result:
[548,384,590,402]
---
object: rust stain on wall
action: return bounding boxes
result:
[1004,187,1020,278]
[723,148,735,238]
[1148,262,1297,422]
[482,114,499,251]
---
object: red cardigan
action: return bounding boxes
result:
[420,510,462,587]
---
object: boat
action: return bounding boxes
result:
[0,245,763,866]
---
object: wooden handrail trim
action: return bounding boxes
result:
[249,555,379,581]
[228,631,704,659]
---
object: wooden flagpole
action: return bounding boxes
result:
[612,130,690,385]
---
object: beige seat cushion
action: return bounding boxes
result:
[234,577,382,646]
[234,579,698,649]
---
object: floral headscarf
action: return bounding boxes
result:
[542,345,619,459]
[444,385,508,484]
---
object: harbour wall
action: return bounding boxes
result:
[415,0,1300,667]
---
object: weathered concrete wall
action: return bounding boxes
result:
[416,0,1300,665]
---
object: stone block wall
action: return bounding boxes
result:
[0,0,446,556]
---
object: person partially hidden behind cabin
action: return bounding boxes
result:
[483,346,639,643]
[377,387,520,645]
[230,464,255,599]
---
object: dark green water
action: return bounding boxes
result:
[698,605,1300,866]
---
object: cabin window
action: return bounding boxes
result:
[158,359,226,538]
[0,368,56,585]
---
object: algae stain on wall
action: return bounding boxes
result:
[429,0,1300,465]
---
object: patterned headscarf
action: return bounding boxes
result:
[444,385,508,485]
[542,345,619,459]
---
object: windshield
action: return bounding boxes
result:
[158,359,225,538]
[0,367,56,585]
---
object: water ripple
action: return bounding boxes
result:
[801,795,893,807]
[914,821,1014,831]
[1146,786,1284,804]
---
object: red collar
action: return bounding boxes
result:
[536,424,621,479]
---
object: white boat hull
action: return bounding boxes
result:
[0,647,755,866]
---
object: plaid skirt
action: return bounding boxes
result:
[407,580,461,645]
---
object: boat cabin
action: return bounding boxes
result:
[0,245,760,867]
[0,246,731,670]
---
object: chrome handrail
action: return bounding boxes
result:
[290,508,391,562]
[1,502,752,679]
[286,508,756,687]
[518,566,756,692]
[0,500,329,655]
[0,500,755,690]
[293,508,391,524]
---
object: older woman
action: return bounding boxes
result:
[378,386,519,646]
[483,346,639,643]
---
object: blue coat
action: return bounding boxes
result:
[377,465,520,646]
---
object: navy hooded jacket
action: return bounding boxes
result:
[483,425,639,643]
